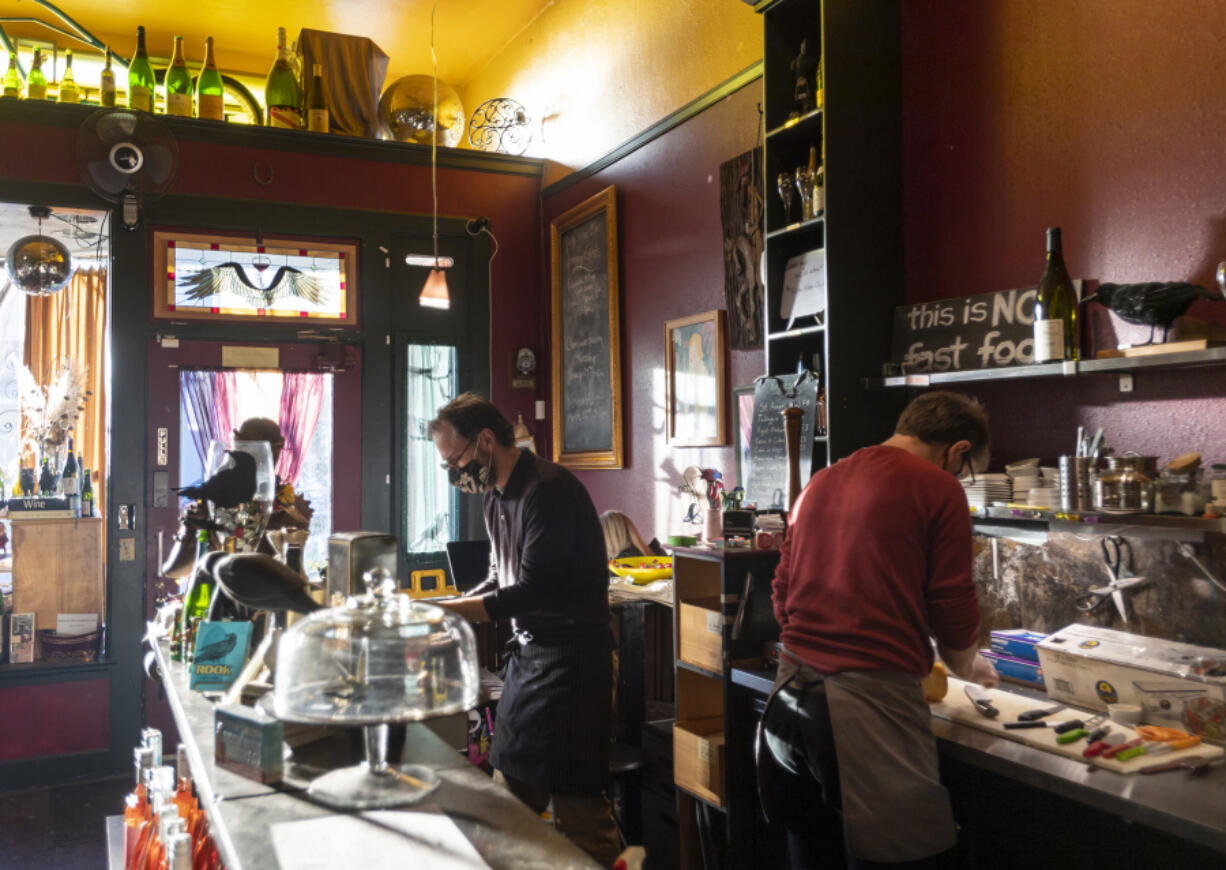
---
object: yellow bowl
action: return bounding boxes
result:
[609,555,673,584]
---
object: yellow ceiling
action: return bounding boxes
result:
[0,0,552,86]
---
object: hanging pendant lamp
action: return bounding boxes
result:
[411,0,451,310]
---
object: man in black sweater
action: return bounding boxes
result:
[429,393,619,867]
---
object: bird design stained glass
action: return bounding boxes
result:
[152,231,358,325]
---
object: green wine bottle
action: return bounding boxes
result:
[1032,226,1078,363]
[164,35,192,117]
[100,46,116,107]
[265,27,301,129]
[2,53,22,98]
[196,36,224,121]
[58,49,80,103]
[128,26,155,112]
[307,63,328,132]
[27,49,47,100]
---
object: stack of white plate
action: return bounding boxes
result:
[1006,458,1042,504]
[1026,487,1059,508]
[961,473,1011,509]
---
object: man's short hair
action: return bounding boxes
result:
[894,391,990,465]
[428,392,516,446]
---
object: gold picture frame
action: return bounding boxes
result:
[664,309,728,447]
[152,230,358,326]
[550,186,623,469]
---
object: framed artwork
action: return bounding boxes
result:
[550,186,624,469]
[664,309,728,447]
[152,231,358,326]
[732,384,755,488]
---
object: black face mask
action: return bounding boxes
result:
[448,440,494,494]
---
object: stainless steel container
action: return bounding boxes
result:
[1093,455,1156,514]
[1058,455,1094,512]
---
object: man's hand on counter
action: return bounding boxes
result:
[939,641,1000,688]
[434,595,490,623]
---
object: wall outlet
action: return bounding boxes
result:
[1119,373,1134,392]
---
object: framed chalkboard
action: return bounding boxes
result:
[550,186,624,469]
[745,372,818,511]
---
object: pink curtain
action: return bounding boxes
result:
[277,372,325,485]
[180,370,237,466]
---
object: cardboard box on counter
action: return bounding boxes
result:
[1036,624,1226,742]
[989,629,1047,663]
[982,649,1044,688]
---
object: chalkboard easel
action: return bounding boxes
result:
[745,372,819,510]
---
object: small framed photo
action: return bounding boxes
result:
[664,309,728,447]
[732,384,756,488]
[10,612,35,663]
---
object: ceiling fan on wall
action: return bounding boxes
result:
[75,108,179,230]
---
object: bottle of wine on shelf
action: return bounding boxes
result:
[265,27,302,129]
[58,49,80,103]
[196,37,224,121]
[81,466,95,516]
[2,53,21,98]
[38,458,55,495]
[128,26,155,112]
[1032,226,1078,363]
[100,47,116,107]
[27,48,47,100]
[164,36,192,117]
[307,63,328,132]
[62,437,79,515]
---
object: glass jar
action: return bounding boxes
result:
[1154,470,1208,516]
[1212,464,1226,504]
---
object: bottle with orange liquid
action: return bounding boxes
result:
[123,747,155,868]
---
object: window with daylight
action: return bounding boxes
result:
[152,231,357,325]
[404,344,458,557]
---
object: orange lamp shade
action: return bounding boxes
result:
[419,268,450,309]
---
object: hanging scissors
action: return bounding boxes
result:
[1075,535,1147,624]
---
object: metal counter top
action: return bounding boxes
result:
[731,666,1226,854]
[150,637,600,870]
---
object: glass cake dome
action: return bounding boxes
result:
[273,568,479,807]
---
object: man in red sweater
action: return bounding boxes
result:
[758,391,999,869]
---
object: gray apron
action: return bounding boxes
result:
[756,652,958,863]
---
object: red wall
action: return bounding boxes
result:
[0,678,109,761]
[542,85,765,542]
[901,1,1226,467]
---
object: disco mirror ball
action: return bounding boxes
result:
[6,234,75,296]
[378,75,465,147]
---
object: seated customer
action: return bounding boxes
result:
[600,510,665,560]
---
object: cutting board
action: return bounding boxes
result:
[930,677,1223,774]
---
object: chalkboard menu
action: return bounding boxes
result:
[550,185,623,469]
[745,372,818,510]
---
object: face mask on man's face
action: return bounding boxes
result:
[448,438,494,494]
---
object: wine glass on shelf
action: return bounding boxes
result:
[794,166,815,221]
[776,171,795,225]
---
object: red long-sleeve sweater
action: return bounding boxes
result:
[771,445,981,677]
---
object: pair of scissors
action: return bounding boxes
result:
[1075,536,1147,623]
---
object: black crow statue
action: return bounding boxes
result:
[213,552,323,615]
[176,450,257,508]
[1084,279,1226,345]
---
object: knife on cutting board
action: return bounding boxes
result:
[964,683,999,718]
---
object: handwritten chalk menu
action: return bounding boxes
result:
[891,286,1040,373]
[559,210,614,453]
[779,249,826,325]
[746,373,818,510]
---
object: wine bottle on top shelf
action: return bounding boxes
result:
[196,37,224,121]
[307,63,328,132]
[58,49,79,103]
[2,54,21,98]
[27,49,47,100]
[100,47,116,107]
[265,27,302,129]
[164,36,192,117]
[128,26,155,112]
[1032,226,1078,363]
[81,466,94,516]
[62,437,79,515]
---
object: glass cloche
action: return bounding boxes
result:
[273,569,479,808]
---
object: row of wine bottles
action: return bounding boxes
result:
[1,25,330,132]
[125,730,221,870]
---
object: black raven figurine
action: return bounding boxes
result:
[213,553,323,614]
[176,450,257,508]
[1084,281,1225,345]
